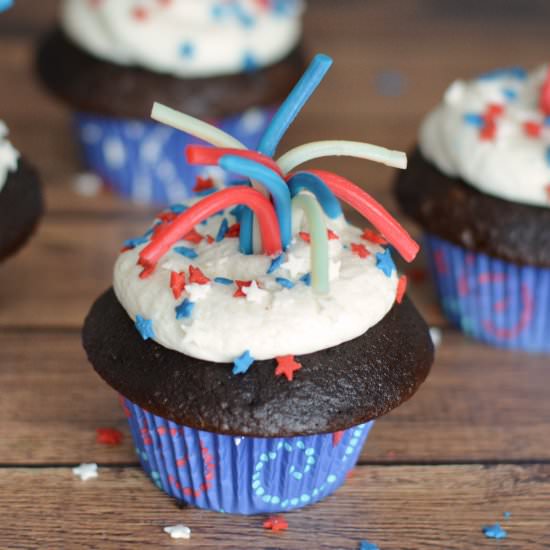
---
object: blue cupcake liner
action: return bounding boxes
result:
[122,397,374,515]
[425,233,550,353]
[74,107,275,205]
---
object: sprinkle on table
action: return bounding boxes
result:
[275,355,302,381]
[263,515,288,532]
[164,524,191,540]
[233,350,255,375]
[359,541,380,550]
[96,428,123,446]
[482,523,507,540]
[72,463,98,481]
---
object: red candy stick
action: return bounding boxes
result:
[139,187,282,272]
[305,170,420,262]
[540,66,550,116]
[186,145,282,175]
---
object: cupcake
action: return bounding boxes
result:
[0,121,43,263]
[395,65,550,354]
[36,0,306,205]
[83,55,433,514]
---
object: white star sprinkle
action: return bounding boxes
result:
[186,282,211,301]
[281,253,309,278]
[0,140,19,173]
[429,327,442,348]
[242,281,268,304]
[72,463,98,481]
[164,524,191,540]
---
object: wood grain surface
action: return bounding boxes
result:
[1,1,550,548]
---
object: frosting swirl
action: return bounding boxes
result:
[114,205,399,362]
[0,121,19,192]
[61,0,304,78]
[419,65,550,208]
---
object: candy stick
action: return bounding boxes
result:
[258,54,333,157]
[291,194,330,294]
[219,156,292,250]
[540,66,550,115]
[151,102,246,149]
[277,140,407,174]
[287,172,342,219]
[186,145,281,175]
[306,170,419,262]
[138,187,282,274]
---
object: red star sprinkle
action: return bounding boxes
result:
[189,266,210,285]
[170,271,186,299]
[485,103,504,117]
[225,223,241,238]
[96,428,123,446]
[396,274,408,304]
[263,516,288,532]
[139,264,156,279]
[206,235,215,244]
[183,229,204,244]
[157,211,177,223]
[332,430,345,447]
[480,117,496,140]
[523,121,542,138]
[351,243,370,259]
[361,228,387,245]
[275,355,302,382]
[234,280,253,298]
[299,231,311,243]
[193,177,215,193]
[327,229,339,240]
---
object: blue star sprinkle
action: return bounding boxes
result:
[376,248,395,277]
[267,254,284,274]
[503,511,511,520]
[482,523,507,540]
[276,277,294,289]
[175,299,195,320]
[214,277,233,285]
[135,315,155,340]
[179,41,195,58]
[233,350,254,375]
[300,273,312,286]
[170,204,188,214]
[174,246,198,260]
[502,88,518,101]
[359,541,380,550]
[463,113,484,128]
[216,218,229,242]
[243,52,259,72]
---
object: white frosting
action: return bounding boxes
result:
[419,65,550,207]
[61,0,304,78]
[0,121,19,193]
[114,208,398,363]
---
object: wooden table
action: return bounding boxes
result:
[1,2,549,548]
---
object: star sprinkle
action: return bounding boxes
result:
[164,524,191,540]
[174,246,198,259]
[429,327,442,348]
[242,281,268,304]
[396,275,407,304]
[275,355,302,381]
[0,138,17,171]
[175,299,195,319]
[186,283,211,302]
[188,265,210,285]
[359,541,380,550]
[282,253,309,278]
[183,229,204,244]
[225,223,240,238]
[72,463,98,481]
[376,248,395,277]
[351,243,370,259]
[216,218,229,241]
[299,231,311,243]
[135,315,155,340]
[234,280,253,298]
[193,176,215,193]
[300,273,312,286]
[96,428,123,446]
[263,515,288,532]
[233,350,254,375]
[523,121,541,138]
[170,271,186,299]
[267,254,284,274]
[327,229,339,240]
[361,228,387,245]
[482,523,507,540]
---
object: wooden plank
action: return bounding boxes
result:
[0,464,548,549]
[1,330,549,465]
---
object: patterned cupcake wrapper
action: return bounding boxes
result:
[74,107,275,205]
[425,233,550,353]
[122,397,374,515]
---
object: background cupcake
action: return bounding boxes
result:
[83,56,433,515]
[0,120,43,263]
[36,0,306,205]
[395,65,550,354]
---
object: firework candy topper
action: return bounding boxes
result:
[115,54,420,369]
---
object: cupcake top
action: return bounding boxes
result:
[61,0,304,78]
[419,65,550,208]
[0,121,20,193]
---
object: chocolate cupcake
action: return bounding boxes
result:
[36,0,306,204]
[83,55,433,514]
[395,65,550,353]
[0,121,43,263]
